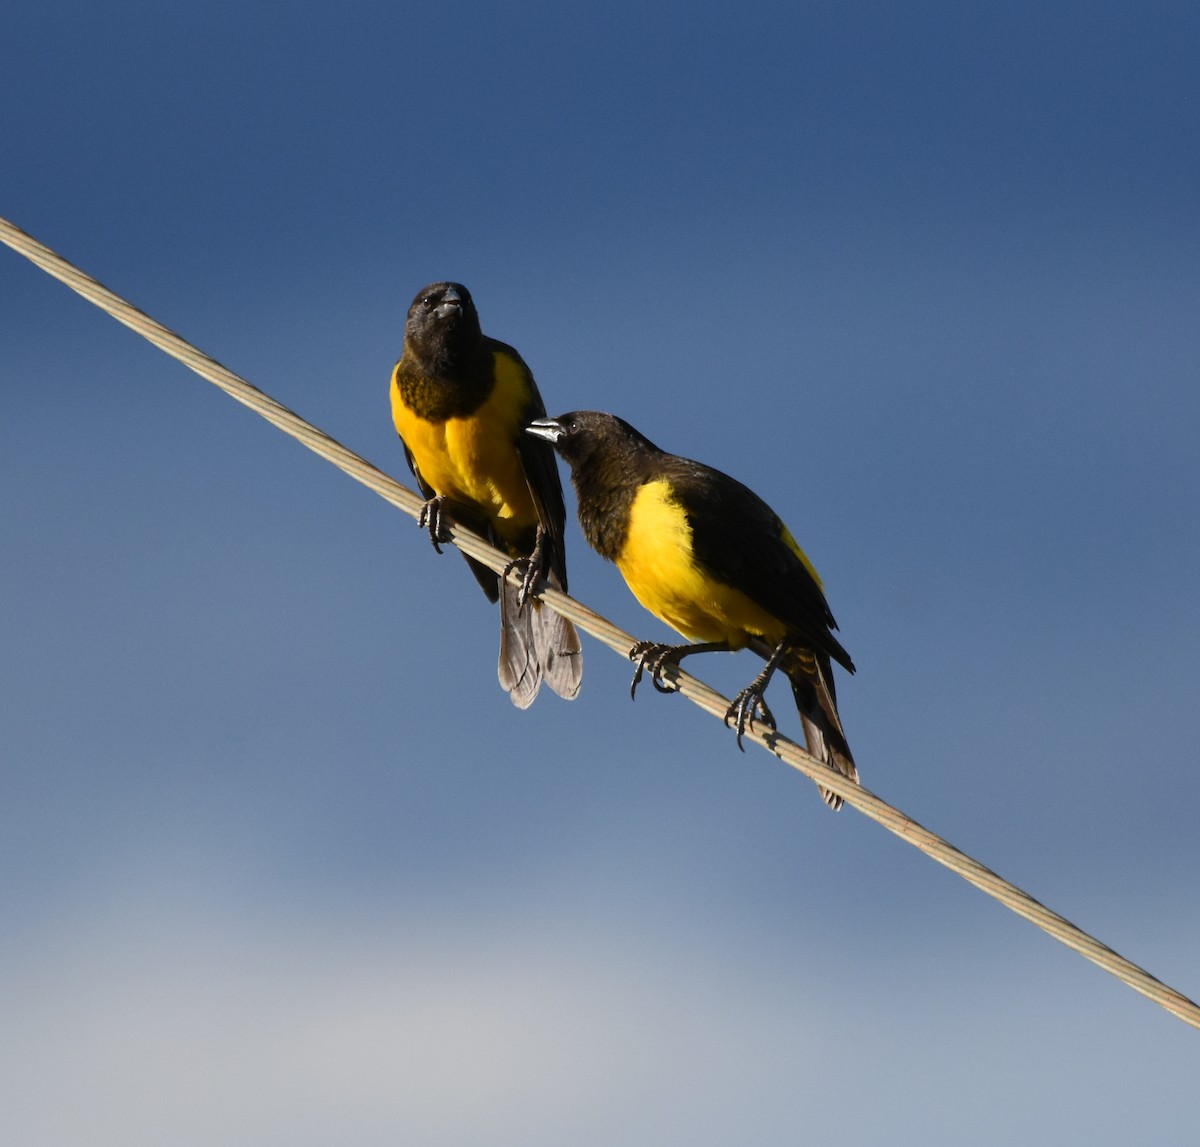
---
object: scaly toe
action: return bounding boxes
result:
[502,556,536,610]
[418,499,449,553]
[629,641,675,700]
[650,651,678,694]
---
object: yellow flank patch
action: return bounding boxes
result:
[391,352,536,545]
[616,480,788,648]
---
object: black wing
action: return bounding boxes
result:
[400,440,436,502]
[669,456,854,673]
[491,339,572,592]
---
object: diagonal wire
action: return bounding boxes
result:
[2,214,1197,1032]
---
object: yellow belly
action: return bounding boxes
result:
[391,354,536,546]
[616,480,789,648]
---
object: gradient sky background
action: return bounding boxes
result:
[3,2,1199,1143]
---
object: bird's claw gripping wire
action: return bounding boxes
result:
[501,555,541,610]
[502,527,549,610]
[724,686,777,752]
[628,641,685,699]
[417,496,452,553]
[722,638,788,750]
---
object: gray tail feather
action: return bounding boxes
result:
[498,578,540,708]
[789,654,859,810]
[533,569,582,701]
[497,570,583,708]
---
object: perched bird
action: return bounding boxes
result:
[527,411,857,808]
[390,282,581,707]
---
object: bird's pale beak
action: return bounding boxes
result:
[526,418,564,444]
[436,286,462,319]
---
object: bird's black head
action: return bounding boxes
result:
[527,412,661,562]
[527,411,657,470]
[404,281,483,373]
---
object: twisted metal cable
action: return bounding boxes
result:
[2,215,1196,1031]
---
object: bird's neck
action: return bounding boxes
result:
[397,342,495,420]
[571,457,640,562]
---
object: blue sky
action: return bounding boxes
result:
[3,2,1199,1142]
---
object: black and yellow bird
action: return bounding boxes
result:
[390,282,582,707]
[527,411,857,807]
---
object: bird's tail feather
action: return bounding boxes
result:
[786,649,858,810]
[498,577,539,708]
[497,568,582,708]
[534,568,583,702]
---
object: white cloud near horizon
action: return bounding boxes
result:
[5,850,1197,1147]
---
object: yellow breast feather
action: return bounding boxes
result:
[616,480,786,648]
[391,352,537,544]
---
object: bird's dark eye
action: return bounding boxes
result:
[420,294,437,309]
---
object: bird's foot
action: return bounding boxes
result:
[501,555,540,610]
[504,529,550,610]
[724,687,777,752]
[417,496,451,553]
[628,641,686,699]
